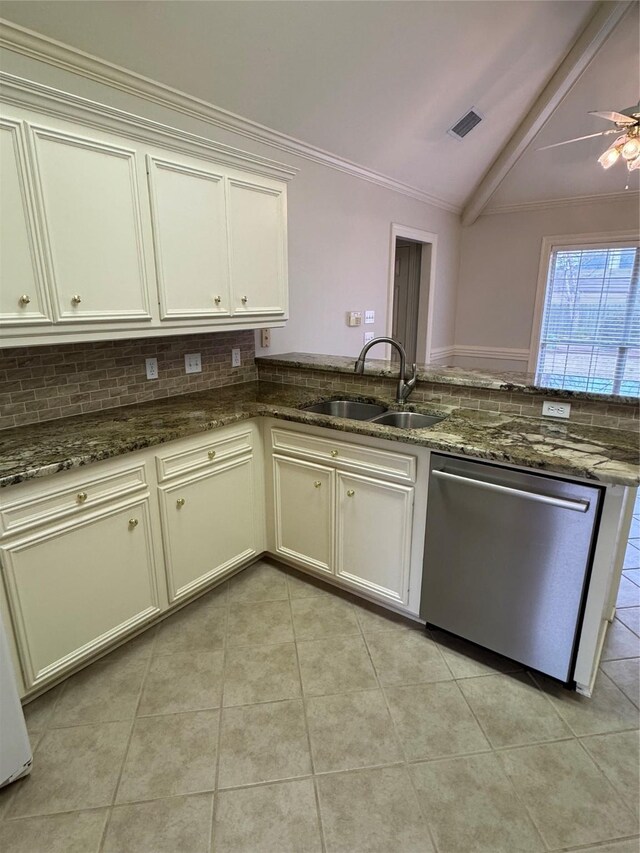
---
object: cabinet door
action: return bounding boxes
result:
[336,472,413,606]
[0,498,160,689]
[147,155,230,319]
[29,125,152,323]
[227,177,287,316]
[273,455,334,575]
[159,456,257,602]
[0,119,51,325]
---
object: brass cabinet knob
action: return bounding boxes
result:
[18,294,31,306]
[241,296,248,304]
[346,489,355,497]
[214,296,221,305]
[128,518,139,528]
[330,450,338,458]
[71,294,82,305]
[76,491,88,503]
[176,498,186,508]
[208,450,216,460]
[314,480,322,488]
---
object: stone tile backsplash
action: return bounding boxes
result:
[256,363,639,432]
[0,330,256,430]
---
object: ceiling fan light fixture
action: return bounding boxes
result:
[621,136,640,160]
[598,145,622,169]
[627,154,640,171]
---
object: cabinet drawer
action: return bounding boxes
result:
[0,464,148,537]
[271,428,416,483]
[155,429,254,482]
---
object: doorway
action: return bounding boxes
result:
[392,239,422,363]
[387,224,437,365]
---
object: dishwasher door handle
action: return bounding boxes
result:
[433,470,590,513]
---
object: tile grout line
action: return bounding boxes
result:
[210,580,231,853]
[574,733,639,823]
[451,671,552,853]
[358,622,441,853]
[287,574,328,853]
[97,626,159,853]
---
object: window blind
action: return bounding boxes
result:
[535,244,640,397]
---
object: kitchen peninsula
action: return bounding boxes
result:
[0,355,637,704]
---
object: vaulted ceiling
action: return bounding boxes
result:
[1,0,637,214]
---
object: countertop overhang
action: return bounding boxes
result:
[1,381,638,489]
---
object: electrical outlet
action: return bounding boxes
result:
[145,357,158,380]
[542,401,571,419]
[231,348,241,368]
[363,331,375,344]
[184,353,202,374]
[260,329,271,348]
[364,310,375,324]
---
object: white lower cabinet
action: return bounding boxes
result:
[273,455,334,575]
[159,455,258,603]
[0,496,160,690]
[336,472,413,605]
[270,427,417,607]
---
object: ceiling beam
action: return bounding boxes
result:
[461,0,635,226]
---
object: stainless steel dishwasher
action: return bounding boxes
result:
[420,453,603,684]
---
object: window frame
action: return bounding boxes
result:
[527,231,640,392]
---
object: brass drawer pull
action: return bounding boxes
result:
[346,489,355,497]
[71,294,82,305]
[18,294,31,306]
[128,518,139,529]
[214,296,221,304]
[241,295,248,304]
[314,480,322,488]
[208,450,216,460]
[330,450,338,458]
[176,498,186,508]
[76,492,88,503]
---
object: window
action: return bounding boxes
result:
[534,240,640,397]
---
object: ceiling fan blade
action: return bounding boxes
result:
[588,110,637,125]
[537,130,616,151]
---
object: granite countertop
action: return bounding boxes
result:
[256,352,639,405]
[1,380,638,489]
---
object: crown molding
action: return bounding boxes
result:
[482,190,640,216]
[0,72,299,182]
[0,19,461,214]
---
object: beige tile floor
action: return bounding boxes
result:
[0,515,639,852]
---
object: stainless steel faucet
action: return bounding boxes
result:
[354,336,418,404]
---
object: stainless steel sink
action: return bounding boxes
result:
[302,400,387,420]
[369,411,445,429]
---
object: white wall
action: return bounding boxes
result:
[0,47,461,361]
[454,195,640,371]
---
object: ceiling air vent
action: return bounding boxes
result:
[447,108,483,140]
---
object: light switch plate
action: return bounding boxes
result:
[184,353,202,374]
[364,331,375,344]
[542,401,571,419]
[364,310,375,324]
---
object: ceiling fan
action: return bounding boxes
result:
[539,103,640,171]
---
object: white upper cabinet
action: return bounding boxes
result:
[227,176,288,317]
[0,119,51,325]
[147,155,231,320]
[0,88,294,345]
[29,125,152,323]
